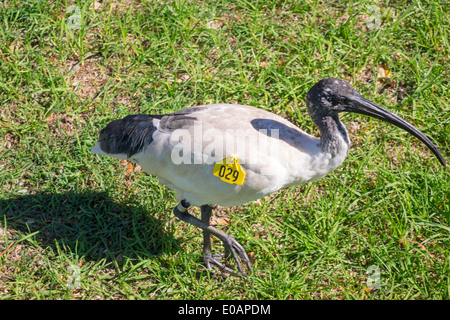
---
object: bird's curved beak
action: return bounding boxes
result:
[345,93,446,166]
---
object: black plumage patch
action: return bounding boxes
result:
[158,106,206,130]
[98,114,163,158]
[97,107,204,158]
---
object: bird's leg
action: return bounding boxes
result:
[200,205,213,257]
[173,200,251,275]
[201,205,230,258]
[200,205,233,270]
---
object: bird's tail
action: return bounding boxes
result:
[92,114,163,159]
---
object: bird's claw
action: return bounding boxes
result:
[211,234,252,276]
[203,253,237,275]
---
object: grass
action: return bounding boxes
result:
[0,0,449,300]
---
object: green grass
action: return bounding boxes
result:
[0,0,449,300]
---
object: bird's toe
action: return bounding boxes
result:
[203,253,234,273]
[219,234,252,275]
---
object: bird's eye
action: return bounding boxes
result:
[327,95,341,104]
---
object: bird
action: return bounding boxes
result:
[92,78,446,276]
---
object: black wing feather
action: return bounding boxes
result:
[97,107,205,158]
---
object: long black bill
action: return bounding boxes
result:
[347,93,446,166]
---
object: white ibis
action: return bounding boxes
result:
[92,78,446,275]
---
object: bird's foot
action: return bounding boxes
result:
[203,250,251,277]
[207,234,252,276]
[173,201,251,276]
[203,253,237,275]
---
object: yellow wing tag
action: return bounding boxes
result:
[213,156,246,185]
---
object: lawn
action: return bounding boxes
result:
[0,0,449,300]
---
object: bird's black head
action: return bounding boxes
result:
[305,78,446,166]
[306,78,356,119]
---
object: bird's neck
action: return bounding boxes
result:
[317,114,350,159]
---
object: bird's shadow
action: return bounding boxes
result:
[0,190,179,264]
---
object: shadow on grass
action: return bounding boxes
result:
[0,190,179,263]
